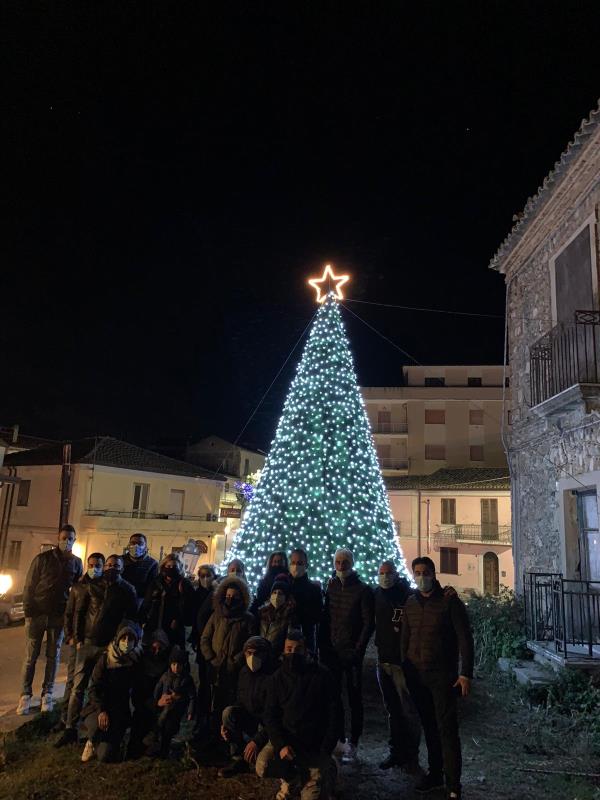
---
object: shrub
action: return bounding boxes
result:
[465,586,528,670]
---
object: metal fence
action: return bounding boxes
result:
[530,310,600,407]
[437,524,512,544]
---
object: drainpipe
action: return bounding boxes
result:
[0,468,17,566]
[425,498,431,555]
[417,490,422,557]
[59,443,72,530]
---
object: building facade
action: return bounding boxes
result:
[362,365,509,476]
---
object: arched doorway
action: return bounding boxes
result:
[483,551,500,595]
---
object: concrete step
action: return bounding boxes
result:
[512,663,558,688]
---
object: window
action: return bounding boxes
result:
[470,445,484,461]
[243,457,250,477]
[168,489,185,519]
[425,377,445,387]
[504,377,510,387]
[469,409,484,425]
[7,540,22,569]
[507,410,512,425]
[481,499,499,539]
[132,483,150,518]
[377,410,391,424]
[468,377,482,387]
[377,444,391,466]
[425,445,446,460]
[441,498,456,525]
[440,547,458,574]
[17,480,31,506]
[425,409,445,424]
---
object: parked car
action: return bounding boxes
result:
[0,592,25,627]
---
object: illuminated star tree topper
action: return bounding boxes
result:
[223,265,409,589]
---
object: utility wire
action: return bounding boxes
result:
[339,301,422,366]
[346,297,551,322]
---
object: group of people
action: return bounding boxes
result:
[16,524,474,800]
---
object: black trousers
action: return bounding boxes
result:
[405,666,462,793]
[327,655,364,744]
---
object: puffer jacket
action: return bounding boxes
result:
[320,570,375,661]
[258,599,296,657]
[289,573,323,652]
[122,553,159,605]
[23,547,83,618]
[63,574,93,642]
[75,576,138,646]
[374,578,413,665]
[235,663,276,748]
[200,576,256,673]
[401,581,474,678]
[153,659,196,717]
[141,573,195,644]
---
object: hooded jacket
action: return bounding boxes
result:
[63,573,93,642]
[153,646,196,718]
[83,622,142,719]
[23,547,83,619]
[374,578,413,665]
[258,597,296,657]
[141,569,195,641]
[122,552,159,605]
[200,576,256,672]
[75,575,138,646]
[320,570,375,661]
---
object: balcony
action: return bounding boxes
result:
[435,524,512,545]
[524,572,600,665]
[81,508,225,535]
[530,310,600,412]
[378,457,409,473]
[372,422,408,435]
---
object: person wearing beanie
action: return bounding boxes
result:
[128,629,171,759]
[219,636,276,778]
[150,645,196,759]
[250,551,289,616]
[258,575,296,658]
[79,621,142,763]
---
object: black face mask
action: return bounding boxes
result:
[162,567,179,582]
[283,653,305,673]
[104,568,121,583]
[224,596,241,609]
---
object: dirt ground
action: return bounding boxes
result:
[1,656,599,800]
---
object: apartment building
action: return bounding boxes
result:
[362,365,509,476]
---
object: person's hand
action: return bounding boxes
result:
[453,676,471,697]
[170,619,178,630]
[157,693,173,707]
[220,724,230,741]
[77,642,83,650]
[280,745,295,761]
[187,713,193,722]
[443,585,457,598]
[244,741,258,763]
[98,711,109,731]
[67,637,74,646]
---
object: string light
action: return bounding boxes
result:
[221,287,409,589]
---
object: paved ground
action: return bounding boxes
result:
[0,622,69,732]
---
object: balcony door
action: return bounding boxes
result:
[481,499,499,540]
[553,224,595,325]
[169,489,185,520]
[577,489,600,581]
[132,483,149,519]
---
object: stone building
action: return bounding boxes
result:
[490,100,600,662]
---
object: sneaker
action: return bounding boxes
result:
[446,792,461,800]
[379,753,402,769]
[81,740,95,763]
[54,728,77,748]
[218,758,249,778]
[341,742,358,764]
[275,780,291,800]
[41,694,54,713]
[415,772,445,793]
[16,695,31,716]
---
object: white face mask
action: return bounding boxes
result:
[378,574,396,589]
[199,576,213,590]
[119,639,134,654]
[246,653,262,672]
[58,540,73,553]
[270,592,286,609]
[335,568,352,580]
[87,567,103,580]
[415,575,434,593]
[230,570,243,579]
[290,564,306,578]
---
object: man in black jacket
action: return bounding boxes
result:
[55,553,137,746]
[264,631,338,800]
[374,559,421,772]
[219,636,275,778]
[122,533,158,610]
[319,548,374,762]
[17,525,83,716]
[288,548,323,654]
[401,557,474,800]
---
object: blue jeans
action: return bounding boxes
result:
[20,614,65,697]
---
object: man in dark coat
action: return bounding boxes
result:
[18,525,83,716]
[319,548,374,762]
[141,553,195,647]
[121,533,158,610]
[374,559,421,772]
[288,548,323,654]
[401,557,474,800]
[55,553,137,746]
[264,630,339,800]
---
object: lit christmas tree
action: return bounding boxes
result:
[224,266,409,589]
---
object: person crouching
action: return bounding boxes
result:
[152,645,196,759]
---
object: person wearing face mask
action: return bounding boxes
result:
[141,553,195,648]
[79,621,143,763]
[219,636,275,777]
[401,557,474,800]
[318,548,374,763]
[264,630,339,800]
[250,551,289,617]
[122,534,159,610]
[55,554,137,747]
[200,575,256,735]
[258,576,296,658]
[150,645,196,758]
[53,553,105,734]
[226,558,247,581]
[288,548,323,655]
[189,564,219,739]
[374,560,421,774]
[17,524,83,717]
[129,629,171,759]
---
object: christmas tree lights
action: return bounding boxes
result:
[223,280,409,590]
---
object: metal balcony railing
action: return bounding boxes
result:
[530,310,600,407]
[372,422,408,434]
[378,457,409,470]
[524,572,600,660]
[436,524,512,544]
[84,508,219,522]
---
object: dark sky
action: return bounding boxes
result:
[3,3,600,451]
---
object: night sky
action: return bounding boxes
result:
[3,4,600,452]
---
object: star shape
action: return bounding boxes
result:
[308,264,350,303]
